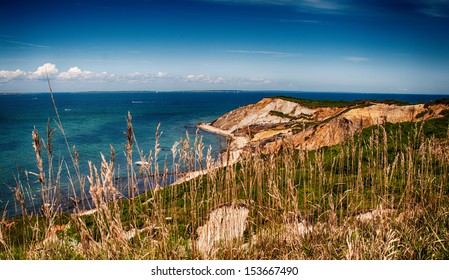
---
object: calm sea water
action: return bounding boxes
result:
[1,91,448,217]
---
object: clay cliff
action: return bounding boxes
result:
[200,97,449,154]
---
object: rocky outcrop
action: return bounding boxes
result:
[211,98,320,131]
[203,97,449,154]
[292,103,426,150]
[196,204,249,258]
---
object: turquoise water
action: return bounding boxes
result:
[1,91,448,217]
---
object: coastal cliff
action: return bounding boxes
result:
[201,97,449,154]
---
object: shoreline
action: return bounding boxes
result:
[197,122,233,137]
[197,122,249,151]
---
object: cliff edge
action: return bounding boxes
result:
[201,97,449,155]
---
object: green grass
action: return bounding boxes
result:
[424,98,449,108]
[269,110,298,120]
[273,95,356,108]
[273,95,413,109]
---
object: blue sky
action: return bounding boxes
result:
[1,0,449,93]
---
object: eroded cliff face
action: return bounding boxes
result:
[211,97,346,131]
[211,98,312,131]
[206,97,449,153]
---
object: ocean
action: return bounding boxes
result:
[1,90,448,217]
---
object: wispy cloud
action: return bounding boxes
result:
[198,0,449,17]
[156,72,168,78]
[419,0,449,17]
[344,56,370,62]
[300,0,342,11]
[183,74,227,84]
[1,39,49,48]
[226,49,301,57]
[200,0,340,9]
[197,0,345,13]
[125,71,169,82]
[183,74,273,86]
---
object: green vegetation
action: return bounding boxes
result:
[371,99,410,106]
[269,110,298,120]
[438,109,449,117]
[424,98,449,108]
[274,95,355,108]
[359,114,449,140]
[1,93,449,260]
[273,96,412,108]
[416,111,427,118]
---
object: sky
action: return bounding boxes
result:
[1,0,449,93]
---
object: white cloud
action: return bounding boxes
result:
[126,72,149,79]
[57,67,84,80]
[30,63,59,79]
[184,74,227,84]
[20,63,115,82]
[1,63,273,90]
[249,77,273,85]
[57,66,110,81]
[156,72,168,78]
[211,77,226,84]
[0,69,27,81]
[185,74,206,82]
[183,74,273,86]
[125,71,169,82]
[344,56,370,62]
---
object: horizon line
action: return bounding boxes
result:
[1,89,449,95]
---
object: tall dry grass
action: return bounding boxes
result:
[0,86,448,259]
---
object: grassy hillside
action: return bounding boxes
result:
[273,95,412,108]
[1,99,448,260]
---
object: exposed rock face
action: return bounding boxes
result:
[211,98,319,131]
[196,204,249,258]
[293,103,427,150]
[205,97,449,153]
